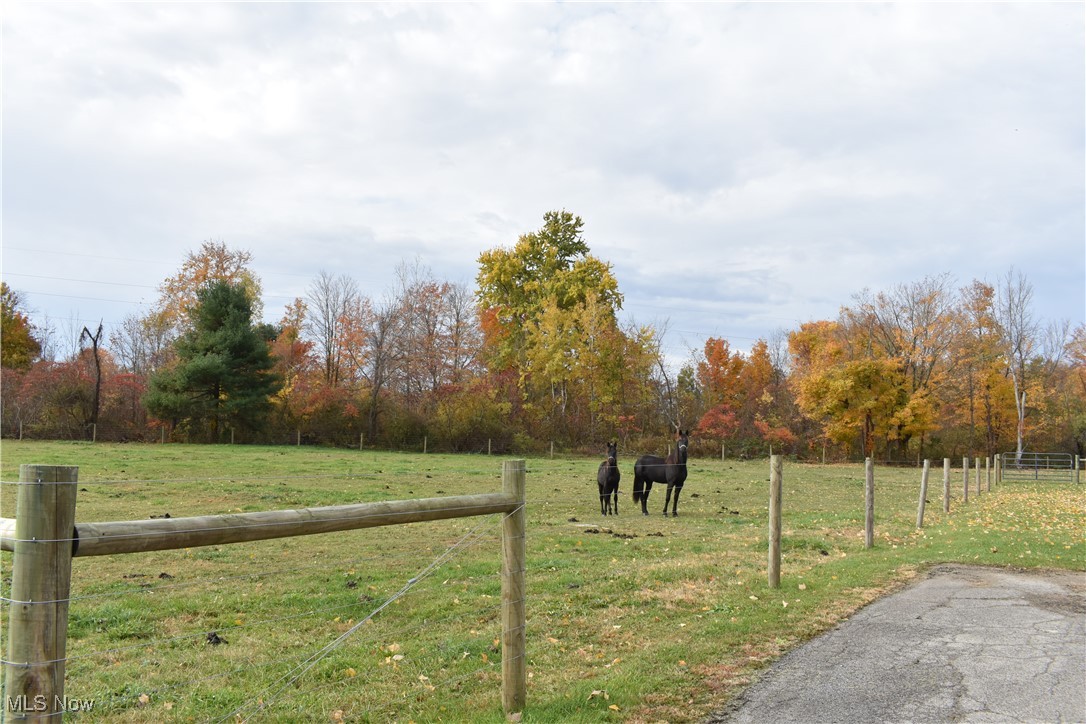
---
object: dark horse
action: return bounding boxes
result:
[597,441,621,515]
[633,430,689,517]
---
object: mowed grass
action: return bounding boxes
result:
[1,441,1083,722]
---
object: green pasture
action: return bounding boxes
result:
[1,441,1083,722]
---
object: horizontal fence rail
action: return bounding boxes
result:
[1,493,518,557]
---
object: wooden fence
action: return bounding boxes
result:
[0,461,527,722]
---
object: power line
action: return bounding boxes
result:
[3,272,157,289]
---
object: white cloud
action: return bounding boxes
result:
[2,1,1082,360]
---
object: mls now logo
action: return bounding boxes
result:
[6,695,95,713]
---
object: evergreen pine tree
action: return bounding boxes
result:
[144,281,280,441]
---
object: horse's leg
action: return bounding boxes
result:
[613,489,619,516]
[663,484,673,516]
[671,488,680,517]
[600,488,606,515]
[641,483,650,515]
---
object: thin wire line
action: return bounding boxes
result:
[221,515,499,723]
[75,599,511,716]
[0,470,385,486]
[0,538,505,666]
[0,534,500,607]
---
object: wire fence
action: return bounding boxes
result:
[0,465,526,721]
[2,451,1065,721]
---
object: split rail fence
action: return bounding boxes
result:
[0,461,527,722]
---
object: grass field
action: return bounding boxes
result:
[1,441,1083,722]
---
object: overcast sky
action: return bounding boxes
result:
[3,2,1083,365]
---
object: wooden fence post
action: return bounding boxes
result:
[962,457,969,504]
[943,458,951,513]
[917,460,930,529]
[4,464,78,722]
[864,457,874,549]
[975,457,981,496]
[768,455,782,588]
[985,456,991,492]
[501,460,527,715]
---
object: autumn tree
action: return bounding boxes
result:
[949,280,1010,455]
[742,339,799,452]
[394,261,482,407]
[789,320,890,458]
[154,240,263,337]
[1027,320,1079,454]
[144,281,280,441]
[843,274,956,457]
[476,210,622,374]
[305,271,359,387]
[341,295,404,441]
[1061,325,1086,455]
[693,337,798,455]
[994,269,1037,463]
[269,298,319,432]
[475,210,634,441]
[1,282,41,369]
[110,312,174,375]
[697,338,745,410]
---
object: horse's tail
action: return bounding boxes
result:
[632,475,644,503]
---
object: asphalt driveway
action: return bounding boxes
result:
[706,565,1086,723]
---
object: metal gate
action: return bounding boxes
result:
[999,452,1076,483]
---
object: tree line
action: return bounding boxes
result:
[2,211,1083,461]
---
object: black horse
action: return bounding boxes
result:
[597,441,621,515]
[633,430,689,517]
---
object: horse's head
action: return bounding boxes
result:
[675,430,689,463]
[605,441,618,465]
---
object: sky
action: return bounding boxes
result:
[3,2,1084,366]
